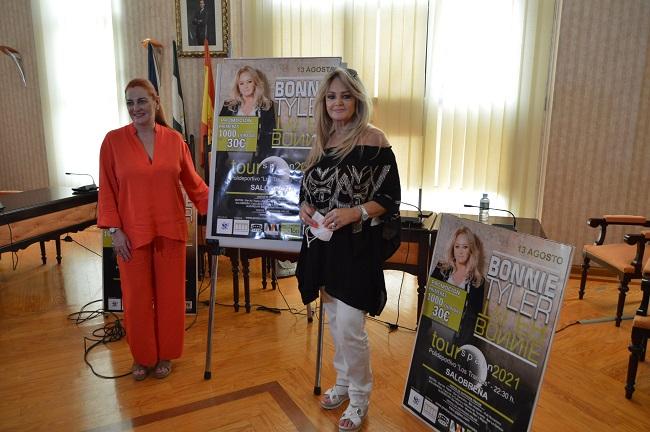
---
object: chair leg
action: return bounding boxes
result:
[625,327,645,399]
[579,257,590,299]
[615,275,631,327]
[638,278,650,316]
[39,241,47,265]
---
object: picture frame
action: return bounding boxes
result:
[175,0,230,57]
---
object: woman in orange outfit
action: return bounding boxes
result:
[98,78,208,380]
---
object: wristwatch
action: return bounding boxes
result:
[108,227,119,235]
[357,204,369,222]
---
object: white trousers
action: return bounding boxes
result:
[322,289,372,407]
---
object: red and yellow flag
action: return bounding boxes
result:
[200,38,215,167]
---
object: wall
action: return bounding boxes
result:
[114,0,224,152]
[540,0,650,262]
[0,0,226,191]
[0,0,49,190]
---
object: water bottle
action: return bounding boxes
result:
[479,193,489,224]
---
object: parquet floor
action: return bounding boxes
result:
[0,227,649,431]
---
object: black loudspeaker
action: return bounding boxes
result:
[102,192,198,314]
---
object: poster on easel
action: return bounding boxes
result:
[403,214,574,431]
[206,57,342,252]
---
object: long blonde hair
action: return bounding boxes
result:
[305,68,372,170]
[125,78,169,127]
[224,66,272,112]
[441,227,485,286]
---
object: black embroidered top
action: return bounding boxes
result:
[295,144,401,315]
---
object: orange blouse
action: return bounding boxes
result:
[98,123,208,250]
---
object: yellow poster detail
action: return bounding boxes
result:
[217,116,259,152]
[422,277,467,332]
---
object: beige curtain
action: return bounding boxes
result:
[31,0,120,188]
[422,0,556,216]
[231,0,555,217]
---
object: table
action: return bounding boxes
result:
[434,213,546,239]
[227,212,438,314]
[0,188,98,264]
[226,212,545,317]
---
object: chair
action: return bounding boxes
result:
[579,215,650,326]
[625,230,650,399]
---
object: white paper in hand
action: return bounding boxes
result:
[310,211,333,242]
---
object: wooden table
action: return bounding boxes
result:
[0,188,97,264]
[226,212,545,317]
[433,213,546,239]
[227,212,439,314]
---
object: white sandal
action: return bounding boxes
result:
[338,404,367,432]
[320,385,349,410]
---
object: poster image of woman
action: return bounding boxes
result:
[219,65,276,158]
[431,225,486,345]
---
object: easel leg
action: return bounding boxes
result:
[314,300,324,395]
[204,253,219,380]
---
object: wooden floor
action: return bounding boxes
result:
[0,227,649,431]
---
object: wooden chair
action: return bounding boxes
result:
[579,215,650,326]
[625,230,650,399]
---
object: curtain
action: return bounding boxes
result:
[422,0,555,216]
[31,0,120,188]
[232,0,555,217]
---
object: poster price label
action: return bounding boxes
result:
[217,116,259,152]
[422,278,467,332]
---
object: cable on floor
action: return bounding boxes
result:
[68,299,129,379]
[63,234,102,257]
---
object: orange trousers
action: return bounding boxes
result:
[117,236,186,367]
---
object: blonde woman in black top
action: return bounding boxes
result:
[296,68,401,432]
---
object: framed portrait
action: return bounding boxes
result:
[175,0,230,57]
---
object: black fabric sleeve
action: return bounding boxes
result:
[371,148,401,218]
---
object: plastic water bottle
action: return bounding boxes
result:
[479,193,490,224]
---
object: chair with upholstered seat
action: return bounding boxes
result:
[625,231,650,399]
[579,215,650,326]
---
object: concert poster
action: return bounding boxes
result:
[404,214,574,431]
[206,57,342,251]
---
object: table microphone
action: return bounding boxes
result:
[66,172,98,192]
[463,204,517,231]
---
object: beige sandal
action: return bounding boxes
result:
[154,360,172,379]
[338,404,367,432]
[320,385,350,410]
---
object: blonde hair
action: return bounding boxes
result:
[125,78,169,127]
[441,227,485,286]
[305,68,372,170]
[225,66,272,112]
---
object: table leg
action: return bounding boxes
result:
[39,241,47,264]
[261,256,268,290]
[55,238,62,264]
[242,255,251,313]
[271,259,278,290]
[417,272,426,319]
[228,250,240,312]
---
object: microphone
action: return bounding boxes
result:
[399,201,434,225]
[65,172,98,193]
[463,204,517,231]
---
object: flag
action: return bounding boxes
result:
[0,45,26,86]
[147,43,160,93]
[200,38,215,168]
[171,40,187,141]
